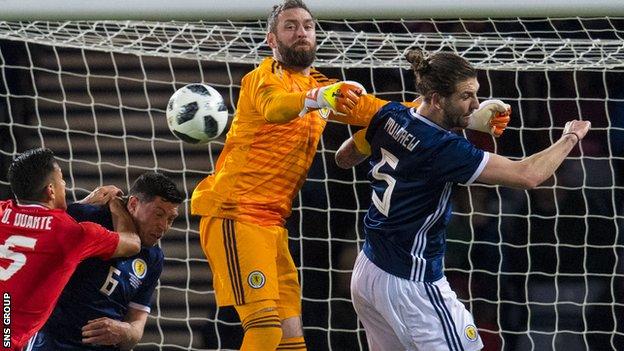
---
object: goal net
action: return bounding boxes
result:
[0,18,622,350]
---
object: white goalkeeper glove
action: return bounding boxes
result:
[300,81,366,117]
[467,99,511,138]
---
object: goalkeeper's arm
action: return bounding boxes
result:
[260,81,363,123]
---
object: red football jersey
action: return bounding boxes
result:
[0,200,120,350]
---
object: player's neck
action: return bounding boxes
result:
[416,104,448,130]
[284,64,311,76]
[274,57,311,76]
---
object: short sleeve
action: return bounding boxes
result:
[430,137,488,184]
[129,251,164,313]
[353,128,371,156]
[76,221,120,261]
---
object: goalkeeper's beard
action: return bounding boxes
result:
[277,40,316,69]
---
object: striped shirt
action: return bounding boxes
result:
[191,58,335,226]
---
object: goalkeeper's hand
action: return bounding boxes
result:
[300,81,366,117]
[467,99,511,137]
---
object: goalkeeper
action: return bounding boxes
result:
[191,1,510,350]
[335,49,590,351]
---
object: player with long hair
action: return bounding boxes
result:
[336,49,590,350]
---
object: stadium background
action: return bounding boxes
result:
[0,2,623,350]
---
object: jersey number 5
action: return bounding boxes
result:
[0,235,37,280]
[371,148,398,217]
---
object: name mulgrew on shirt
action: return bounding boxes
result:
[384,117,420,151]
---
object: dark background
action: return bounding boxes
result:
[0,17,622,350]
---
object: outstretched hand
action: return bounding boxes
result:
[562,120,591,142]
[301,80,366,117]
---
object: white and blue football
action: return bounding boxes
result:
[166,84,228,144]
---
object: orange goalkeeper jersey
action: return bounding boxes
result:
[192,58,340,226]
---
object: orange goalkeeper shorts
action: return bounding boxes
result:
[199,216,302,319]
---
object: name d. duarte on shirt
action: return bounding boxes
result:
[383,117,420,151]
[1,209,53,231]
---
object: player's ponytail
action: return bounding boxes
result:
[405,49,475,99]
[406,49,429,73]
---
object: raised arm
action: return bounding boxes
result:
[477,120,590,189]
[257,78,362,123]
[108,197,141,258]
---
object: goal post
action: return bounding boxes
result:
[6,0,624,19]
[0,17,621,351]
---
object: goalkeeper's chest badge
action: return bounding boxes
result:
[247,271,266,289]
[319,108,331,119]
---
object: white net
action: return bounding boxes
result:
[0,18,622,350]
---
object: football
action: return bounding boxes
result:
[166,84,228,144]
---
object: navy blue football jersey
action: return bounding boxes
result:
[31,203,163,351]
[362,102,488,282]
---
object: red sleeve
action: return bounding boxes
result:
[76,221,120,260]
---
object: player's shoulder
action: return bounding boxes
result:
[240,58,283,90]
[250,57,280,77]
[380,101,411,113]
[132,246,164,277]
[370,102,418,130]
[138,245,164,265]
[0,199,12,209]
[309,68,334,86]
[66,202,112,228]
[67,202,100,217]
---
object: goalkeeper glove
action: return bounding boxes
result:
[300,81,366,117]
[467,99,511,137]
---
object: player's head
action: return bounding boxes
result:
[406,49,479,129]
[8,148,67,210]
[267,0,316,70]
[126,172,183,246]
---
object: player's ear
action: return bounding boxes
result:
[127,195,139,214]
[430,92,443,111]
[44,183,55,202]
[267,31,277,49]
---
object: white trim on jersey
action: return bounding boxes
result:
[15,203,47,209]
[465,151,490,185]
[24,331,37,351]
[409,182,453,281]
[128,301,151,313]
[410,108,446,131]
